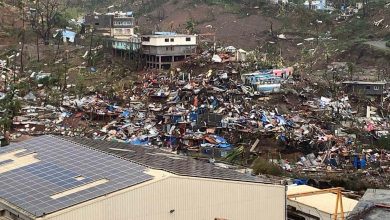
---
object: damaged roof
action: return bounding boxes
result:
[62,136,272,184]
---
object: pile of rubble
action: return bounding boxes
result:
[5,65,390,177]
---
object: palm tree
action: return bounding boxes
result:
[185,19,195,34]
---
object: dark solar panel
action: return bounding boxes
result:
[0,159,13,166]
[65,137,270,184]
[0,135,153,217]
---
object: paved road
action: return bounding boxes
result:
[365,41,390,52]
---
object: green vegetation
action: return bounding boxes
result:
[225,146,245,164]
[185,19,196,34]
[376,135,390,150]
[0,91,21,133]
[252,158,283,176]
[386,41,390,48]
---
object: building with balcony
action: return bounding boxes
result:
[141,32,197,69]
[111,12,135,39]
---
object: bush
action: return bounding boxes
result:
[376,135,390,150]
[252,158,283,176]
[386,41,390,48]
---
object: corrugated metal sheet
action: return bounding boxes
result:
[40,176,285,220]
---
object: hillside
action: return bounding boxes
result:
[1,0,389,69]
[138,1,280,49]
[0,3,22,48]
[88,0,389,67]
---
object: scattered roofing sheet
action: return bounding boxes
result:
[63,136,271,183]
[0,135,152,217]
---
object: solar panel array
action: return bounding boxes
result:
[66,137,271,183]
[0,136,153,217]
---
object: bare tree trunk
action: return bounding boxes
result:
[36,33,40,62]
[36,0,40,62]
[20,4,25,75]
[88,29,95,66]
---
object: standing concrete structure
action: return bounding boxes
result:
[142,32,197,69]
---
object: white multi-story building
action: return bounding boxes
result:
[141,32,197,69]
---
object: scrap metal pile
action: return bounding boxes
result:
[8,67,390,175]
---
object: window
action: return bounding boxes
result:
[186,37,191,41]
[374,86,380,90]
[142,37,150,42]
[166,47,169,51]
[165,38,169,42]
[95,22,100,26]
[365,86,371,90]
[170,38,174,42]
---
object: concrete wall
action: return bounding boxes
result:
[38,176,286,220]
[113,17,134,28]
[288,200,334,220]
[112,28,134,37]
[84,15,112,28]
[343,84,385,96]
[142,35,196,47]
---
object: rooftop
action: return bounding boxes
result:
[63,136,270,184]
[143,33,196,38]
[342,81,387,85]
[287,185,358,215]
[348,189,390,220]
[0,135,152,217]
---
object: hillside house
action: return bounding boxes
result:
[342,81,388,98]
[142,32,197,69]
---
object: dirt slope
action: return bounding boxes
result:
[137,1,280,49]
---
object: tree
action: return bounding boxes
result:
[30,0,62,45]
[185,19,196,34]
[0,91,21,134]
[15,0,27,73]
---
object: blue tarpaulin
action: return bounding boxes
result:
[121,110,131,118]
[213,135,232,148]
[261,114,268,123]
[130,138,149,146]
[353,155,361,169]
[166,136,177,145]
[189,112,198,122]
[171,115,182,124]
[275,115,286,125]
[54,29,76,42]
[107,105,115,112]
[293,179,308,185]
[279,133,287,142]
[361,158,366,169]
